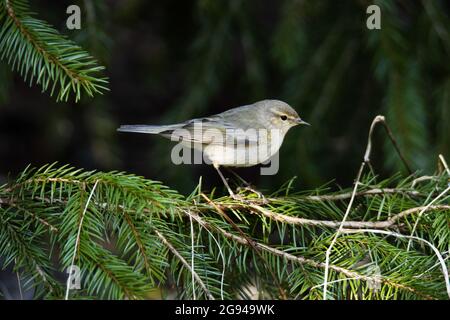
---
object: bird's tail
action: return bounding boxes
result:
[117,124,180,134]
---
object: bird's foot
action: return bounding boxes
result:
[236,186,269,205]
[230,192,247,202]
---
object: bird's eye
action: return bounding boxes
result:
[280,115,288,121]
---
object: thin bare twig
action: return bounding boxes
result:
[379,116,413,174]
[191,198,225,300]
[364,115,384,163]
[189,211,196,300]
[65,179,99,300]
[323,115,386,299]
[6,193,447,233]
[321,113,419,299]
[303,188,421,201]
[154,228,215,300]
[186,210,366,278]
[414,251,450,279]
[362,115,412,174]
[411,176,438,188]
[15,259,23,300]
[342,228,450,299]
[407,185,450,250]
[183,209,432,299]
[322,162,365,299]
[248,204,450,229]
[439,154,450,176]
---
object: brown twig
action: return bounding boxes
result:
[207,188,422,204]
[0,180,438,299]
[383,121,414,174]
[323,114,403,299]
[183,209,434,299]
[3,192,447,233]
[303,188,421,201]
[3,202,59,232]
[247,204,450,229]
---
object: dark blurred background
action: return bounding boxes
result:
[0,0,449,195]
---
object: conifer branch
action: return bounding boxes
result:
[184,209,434,300]
[0,0,108,102]
[0,162,448,299]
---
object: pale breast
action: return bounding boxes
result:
[203,130,285,167]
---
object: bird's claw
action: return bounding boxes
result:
[230,193,247,202]
[234,186,269,205]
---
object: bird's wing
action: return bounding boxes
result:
[165,117,260,146]
[117,110,261,146]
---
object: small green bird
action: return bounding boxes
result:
[118,99,309,199]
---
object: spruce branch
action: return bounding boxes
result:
[0,0,108,102]
[0,160,448,299]
[200,192,288,299]
[183,209,434,299]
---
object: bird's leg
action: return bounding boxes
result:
[213,164,244,201]
[243,186,267,203]
[225,167,252,187]
[223,168,268,204]
[225,167,267,203]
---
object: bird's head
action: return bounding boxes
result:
[260,100,310,132]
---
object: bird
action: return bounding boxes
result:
[117,99,309,199]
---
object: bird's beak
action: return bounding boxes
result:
[295,118,310,126]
